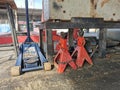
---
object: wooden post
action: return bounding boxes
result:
[6,4,18,56]
[45,29,54,64]
[15,10,18,31]
[68,28,74,48]
[99,28,107,58]
[39,29,44,53]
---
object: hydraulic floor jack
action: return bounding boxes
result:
[11,0,51,76]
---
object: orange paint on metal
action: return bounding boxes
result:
[71,36,93,67]
[54,37,77,73]
[55,38,67,51]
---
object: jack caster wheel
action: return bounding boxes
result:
[11,66,21,76]
[44,62,51,71]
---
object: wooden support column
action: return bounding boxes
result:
[68,28,74,48]
[39,29,44,53]
[6,4,18,56]
[45,29,54,64]
[15,10,18,31]
[99,28,107,58]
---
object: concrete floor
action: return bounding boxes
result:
[0,46,120,90]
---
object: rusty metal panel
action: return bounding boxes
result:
[43,0,120,21]
[43,0,91,21]
[43,0,50,21]
[95,0,120,21]
[0,0,17,9]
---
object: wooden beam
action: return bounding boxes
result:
[45,29,54,64]
[68,28,74,48]
[6,4,18,56]
[0,0,17,9]
[40,21,120,29]
[98,28,107,58]
[39,29,44,54]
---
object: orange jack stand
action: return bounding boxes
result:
[54,34,77,73]
[71,36,93,67]
[55,42,61,51]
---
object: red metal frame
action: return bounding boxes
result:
[0,31,60,44]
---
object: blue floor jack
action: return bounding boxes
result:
[11,0,51,76]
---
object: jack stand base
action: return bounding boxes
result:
[54,49,77,73]
[72,46,93,67]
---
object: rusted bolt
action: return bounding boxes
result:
[63,10,66,13]
[113,13,116,16]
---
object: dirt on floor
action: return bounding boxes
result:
[0,46,120,90]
